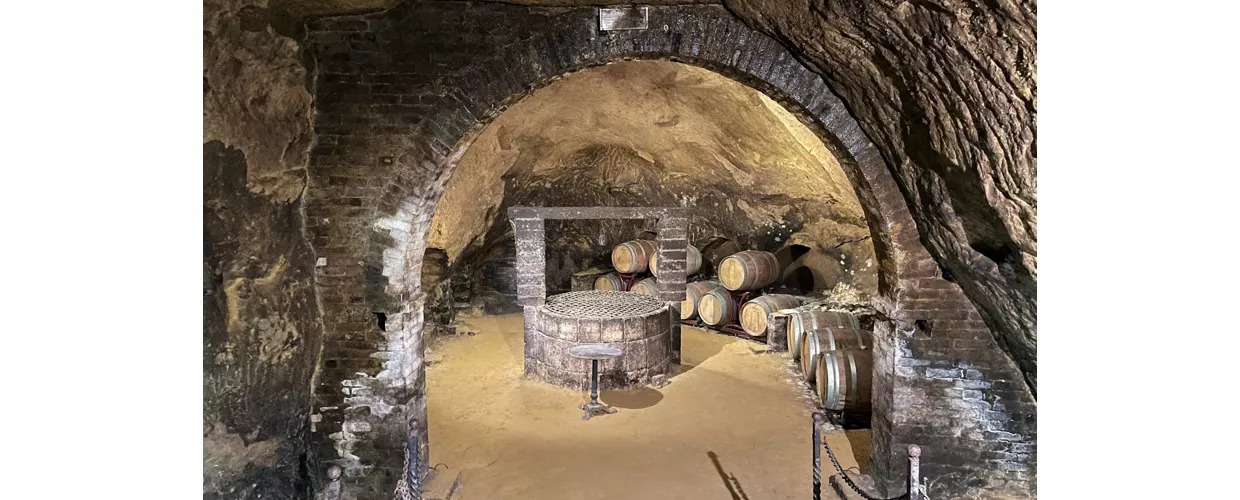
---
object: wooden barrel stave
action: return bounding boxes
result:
[814,348,873,412]
[738,294,801,336]
[718,250,780,291]
[697,288,737,326]
[611,239,658,274]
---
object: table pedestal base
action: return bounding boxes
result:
[579,401,617,421]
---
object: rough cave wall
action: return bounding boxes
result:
[723,0,1038,394]
[297,2,1035,498]
[203,0,324,498]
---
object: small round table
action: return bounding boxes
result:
[568,344,623,420]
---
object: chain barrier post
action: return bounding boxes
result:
[323,465,342,500]
[907,445,922,500]
[812,411,824,500]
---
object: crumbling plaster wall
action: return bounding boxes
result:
[203,0,325,498]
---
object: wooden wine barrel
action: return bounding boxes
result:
[650,245,703,278]
[787,310,861,362]
[738,294,801,336]
[697,288,738,326]
[611,239,658,274]
[593,273,624,291]
[814,348,873,412]
[718,250,780,291]
[799,327,872,382]
[681,281,724,320]
[629,277,660,297]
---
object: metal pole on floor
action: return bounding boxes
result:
[907,445,922,500]
[812,411,824,500]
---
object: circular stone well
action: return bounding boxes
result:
[529,291,671,390]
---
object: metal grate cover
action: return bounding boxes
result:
[542,291,664,318]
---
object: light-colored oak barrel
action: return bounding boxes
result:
[787,310,861,362]
[650,245,703,278]
[682,281,725,320]
[697,288,738,326]
[629,277,660,297]
[718,250,780,291]
[814,348,873,412]
[799,327,872,382]
[593,273,624,291]
[611,239,658,274]
[738,294,801,336]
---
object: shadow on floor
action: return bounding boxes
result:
[707,451,751,500]
[600,386,664,409]
[668,326,732,381]
[845,429,872,474]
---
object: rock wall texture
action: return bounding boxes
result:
[204,0,324,498]
[722,0,1038,393]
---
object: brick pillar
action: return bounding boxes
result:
[665,302,682,364]
[870,278,1037,498]
[655,215,688,362]
[512,217,545,378]
[512,217,546,306]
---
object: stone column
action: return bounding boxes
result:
[655,215,688,363]
[665,302,682,364]
[512,217,545,377]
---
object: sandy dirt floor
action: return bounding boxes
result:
[426,313,868,500]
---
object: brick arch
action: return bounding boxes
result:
[305,3,1034,498]
[386,54,936,300]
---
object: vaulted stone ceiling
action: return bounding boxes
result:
[429,60,878,295]
[261,0,1038,390]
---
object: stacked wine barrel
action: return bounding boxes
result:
[738,294,800,336]
[629,277,660,298]
[696,286,737,326]
[782,308,874,414]
[786,310,861,363]
[593,273,624,291]
[718,250,780,291]
[593,239,662,294]
[612,239,658,274]
[681,281,724,320]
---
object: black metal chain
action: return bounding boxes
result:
[821,436,908,500]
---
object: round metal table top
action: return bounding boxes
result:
[568,344,623,360]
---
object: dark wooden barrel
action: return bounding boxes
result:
[799,327,872,382]
[814,348,873,412]
[787,310,861,362]
[593,273,624,291]
[682,281,725,320]
[738,294,801,336]
[650,245,703,278]
[611,239,658,274]
[718,250,780,291]
[697,287,737,326]
[629,277,660,297]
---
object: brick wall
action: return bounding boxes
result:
[301,2,1035,498]
[871,279,1037,498]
